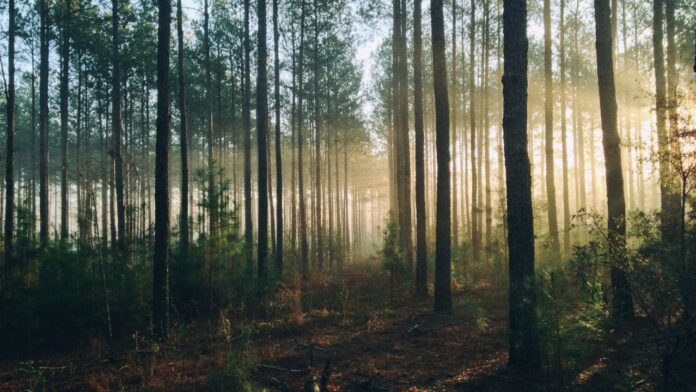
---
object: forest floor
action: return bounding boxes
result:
[0,263,665,391]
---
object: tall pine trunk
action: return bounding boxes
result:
[176,0,189,254]
[431,0,452,313]
[503,0,540,368]
[594,0,634,321]
[60,0,71,240]
[297,0,309,275]
[153,0,171,340]
[469,0,479,262]
[4,0,16,262]
[273,0,283,273]
[544,0,560,255]
[243,0,253,268]
[414,0,427,296]
[112,0,126,251]
[560,0,570,255]
[652,0,679,242]
[257,0,269,284]
[39,0,49,246]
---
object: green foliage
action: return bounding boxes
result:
[172,163,246,319]
[535,266,610,376]
[208,352,255,392]
[380,212,408,305]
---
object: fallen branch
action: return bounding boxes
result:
[407,324,420,334]
[293,343,327,365]
[292,343,327,352]
[257,364,307,374]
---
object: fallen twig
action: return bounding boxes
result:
[292,343,328,352]
[257,364,307,374]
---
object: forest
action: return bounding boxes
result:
[0,0,695,390]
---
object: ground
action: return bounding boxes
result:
[0,263,670,391]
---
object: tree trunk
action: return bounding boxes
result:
[594,0,634,321]
[560,0,570,255]
[5,0,16,262]
[297,0,309,275]
[257,0,269,285]
[60,0,71,240]
[313,0,323,271]
[431,0,452,313]
[153,0,171,340]
[503,0,540,368]
[414,0,427,296]
[469,0,479,262]
[176,0,189,254]
[544,0,560,255]
[39,0,49,246]
[113,0,126,251]
[653,0,679,242]
[273,0,283,273]
[243,0,253,268]
[483,0,492,260]
[451,0,458,252]
[204,0,217,241]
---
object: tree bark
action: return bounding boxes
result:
[243,0,253,268]
[414,0,427,296]
[113,0,126,251]
[257,0,269,285]
[503,0,540,368]
[273,0,283,274]
[5,0,16,261]
[594,0,634,321]
[153,0,172,340]
[431,0,452,313]
[560,0,570,255]
[653,0,680,242]
[297,0,309,276]
[176,0,189,254]
[60,0,71,240]
[469,0,479,262]
[544,0,560,254]
[313,0,323,270]
[39,0,49,247]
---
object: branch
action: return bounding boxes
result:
[257,364,307,374]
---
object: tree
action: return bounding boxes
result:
[593,0,634,321]
[39,0,49,247]
[469,0,479,262]
[544,0,560,255]
[113,0,126,250]
[5,0,16,260]
[393,0,412,269]
[153,0,172,341]
[414,0,427,296]
[431,0,452,313]
[273,0,283,274]
[257,0,269,283]
[176,0,189,254]
[203,0,216,240]
[503,0,539,368]
[560,0,571,255]
[313,0,323,270]
[60,0,71,239]
[653,0,680,242]
[450,0,458,252]
[297,0,309,275]
[243,0,253,268]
